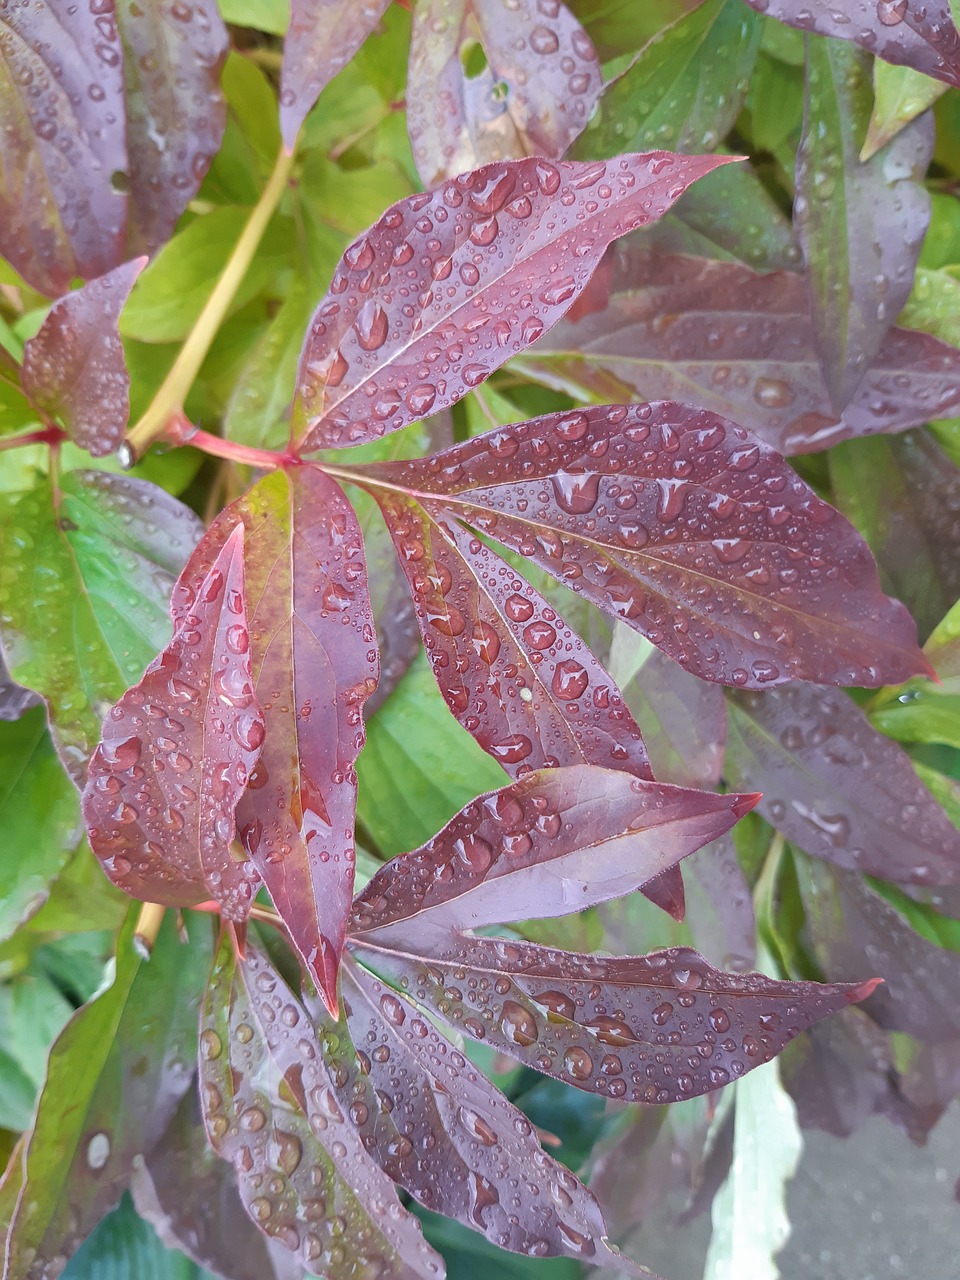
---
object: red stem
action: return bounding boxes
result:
[0,424,66,451]
[164,414,296,471]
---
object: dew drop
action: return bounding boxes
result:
[500,1000,539,1047]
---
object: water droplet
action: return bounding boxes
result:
[530,24,560,54]
[537,990,575,1020]
[563,1046,593,1080]
[505,593,535,623]
[200,1028,222,1059]
[552,470,600,514]
[274,1129,302,1176]
[500,1000,539,1046]
[380,993,406,1026]
[458,1107,499,1146]
[354,300,388,351]
[86,1131,110,1171]
[240,1106,267,1131]
[489,734,533,764]
[522,620,556,650]
[552,660,588,701]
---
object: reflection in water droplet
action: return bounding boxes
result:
[500,1000,539,1046]
[563,1046,593,1080]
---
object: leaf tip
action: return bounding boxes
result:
[846,976,883,1004]
[730,791,762,819]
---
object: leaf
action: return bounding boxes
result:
[575,0,760,157]
[0,0,127,295]
[374,493,654,780]
[828,429,960,640]
[341,400,930,687]
[0,649,39,722]
[407,0,602,188]
[862,61,948,161]
[60,1192,209,1280]
[21,260,145,457]
[353,930,876,1105]
[0,706,82,942]
[218,0,289,35]
[724,684,960,886]
[351,764,756,942]
[292,151,733,451]
[515,248,960,455]
[3,911,211,1278]
[0,471,204,786]
[198,934,445,1280]
[131,1086,302,1280]
[702,1056,802,1280]
[171,466,379,1013]
[741,0,960,89]
[83,524,265,917]
[324,957,631,1268]
[279,0,392,151]
[116,0,228,256]
[796,37,932,409]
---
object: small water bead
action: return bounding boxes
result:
[86,1131,111,1171]
[200,1028,222,1059]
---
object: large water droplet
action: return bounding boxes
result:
[500,1000,539,1046]
[552,470,600,514]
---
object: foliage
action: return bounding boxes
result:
[1,1,960,1277]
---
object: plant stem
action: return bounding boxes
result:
[171,422,293,471]
[0,424,65,451]
[122,143,296,464]
[133,901,166,959]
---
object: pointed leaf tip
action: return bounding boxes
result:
[847,976,884,1004]
[731,792,763,819]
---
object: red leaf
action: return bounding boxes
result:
[407,0,602,187]
[292,151,734,451]
[351,932,877,1104]
[173,466,378,1014]
[21,259,146,456]
[0,0,127,295]
[516,249,960,455]
[339,401,930,687]
[350,765,756,943]
[82,524,264,916]
[279,0,391,151]
[725,684,960,886]
[117,0,228,256]
[740,0,960,89]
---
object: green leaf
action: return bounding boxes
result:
[357,652,508,855]
[862,61,947,162]
[217,0,288,35]
[0,707,82,941]
[0,968,72,1129]
[415,1208,580,1280]
[4,912,212,1277]
[871,689,960,751]
[62,1192,212,1280]
[900,264,960,346]
[201,53,282,206]
[23,842,129,936]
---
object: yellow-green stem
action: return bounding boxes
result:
[122,144,296,464]
[133,901,166,959]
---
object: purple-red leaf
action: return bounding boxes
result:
[796,38,932,409]
[0,0,127,296]
[280,0,391,151]
[172,466,379,1014]
[352,932,877,1104]
[116,0,228,255]
[199,935,445,1280]
[407,0,602,187]
[21,259,145,456]
[740,1,960,89]
[725,684,960,886]
[350,765,756,944]
[82,524,264,915]
[342,401,930,687]
[332,958,632,1268]
[292,151,733,451]
[516,249,960,455]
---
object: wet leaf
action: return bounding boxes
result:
[0,0,127,295]
[293,151,733,451]
[862,61,948,160]
[0,471,204,786]
[3,911,211,1279]
[516,249,960,455]
[171,467,379,1013]
[59,1191,211,1280]
[741,0,960,89]
[351,765,756,942]
[353,931,876,1105]
[0,706,82,943]
[21,260,145,457]
[116,0,228,256]
[343,401,930,687]
[575,0,760,157]
[83,524,265,917]
[724,684,960,886]
[408,0,602,188]
[198,934,445,1279]
[796,37,932,409]
[280,0,392,151]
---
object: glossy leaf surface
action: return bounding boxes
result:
[0,472,204,786]
[199,935,444,1279]
[351,765,756,943]
[3,912,211,1279]
[0,0,127,295]
[280,0,391,150]
[293,151,732,450]
[21,260,145,457]
[725,684,960,886]
[407,0,602,187]
[346,401,929,687]
[353,933,876,1104]
[517,248,960,456]
[172,466,379,1012]
[83,525,264,917]
[796,38,932,409]
[741,0,960,89]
